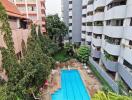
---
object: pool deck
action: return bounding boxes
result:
[42,59,102,99]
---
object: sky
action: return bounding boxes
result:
[46,0,62,17]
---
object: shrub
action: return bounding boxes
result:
[92,91,132,100]
[76,45,91,63]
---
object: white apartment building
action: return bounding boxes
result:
[86,0,132,93]
[62,0,132,93]
[81,0,87,44]
[62,0,82,44]
[10,0,46,33]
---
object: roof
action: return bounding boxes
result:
[0,0,26,18]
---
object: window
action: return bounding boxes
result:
[130,18,132,26]
[87,32,92,36]
[69,8,72,11]
[28,6,36,11]
[106,20,111,26]
[69,23,72,26]
[82,31,86,34]
[69,1,72,4]
[123,60,132,70]
[94,21,103,26]
[82,23,86,26]
[87,12,93,16]
[81,38,85,41]
[116,20,124,26]
[87,42,91,45]
[41,9,45,14]
[69,16,72,19]
[42,17,45,21]
[129,40,132,46]
[82,5,87,9]
[82,14,86,17]
[87,22,93,26]
[105,36,121,45]
[69,30,72,32]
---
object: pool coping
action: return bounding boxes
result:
[51,68,91,100]
[78,69,91,100]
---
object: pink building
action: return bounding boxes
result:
[9,0,46,33]
[0,0,31,80]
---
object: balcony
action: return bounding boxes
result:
[69,26,72,30]
[94,0,105,10]
[69,19,72,23]
[91,48,101,58]
[81,33,86,39]
[82,26,86,31]
[102,41,120,56]
[123,47,132,64]
[86,15,93,22]
[86,26,93,32]
[93,12,104,21]
[27,0,36,4]
[69,32,72,37]
[69,4,72,9]
[106,0,113,5]
[126,1,132,17]
[93,26,103,34]
[124,27,132,40]
[105,5,126,20]
[89,57,119,92]
[118,63,132,89]
[82,9,86,14]
[86,35,92,41]
[87,4,93,12]
[69,11,72,16]
[92,37,102,47]
[103,26,123,38]
[82,17,86,23]
[101,54,118,72]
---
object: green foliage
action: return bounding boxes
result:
[92,91,132,100]
[65,43,75,57]
[0,2,55,99]
[0,84,7,100]
[53,49,71,62]
[117,80,131,96]
[46,14,68,48]
[38,26,59,55]
[77,45,91,63]
[104,51,117,61]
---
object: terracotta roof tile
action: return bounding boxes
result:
[0,0,26,18]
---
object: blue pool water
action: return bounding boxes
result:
[52,70,90,100]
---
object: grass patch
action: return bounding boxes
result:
[53,49,71,62]
[88,61,113,92]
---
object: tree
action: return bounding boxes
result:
[38,25,59,55]
[77,45,91,63]
[46,14,68,48]
[0,2,54,99]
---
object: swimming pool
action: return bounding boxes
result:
[52,70,90,100]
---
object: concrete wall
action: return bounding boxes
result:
[62,0,69,26]
[89,57,119,93]
[72,0,82,43]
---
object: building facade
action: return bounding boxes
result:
[81,0,88,44]
[87,0,132,93]
[62,0,132,93]
[62,0,82,44]
[61,0,69,26]
[0,0,31,80]
[9,0,46,33]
